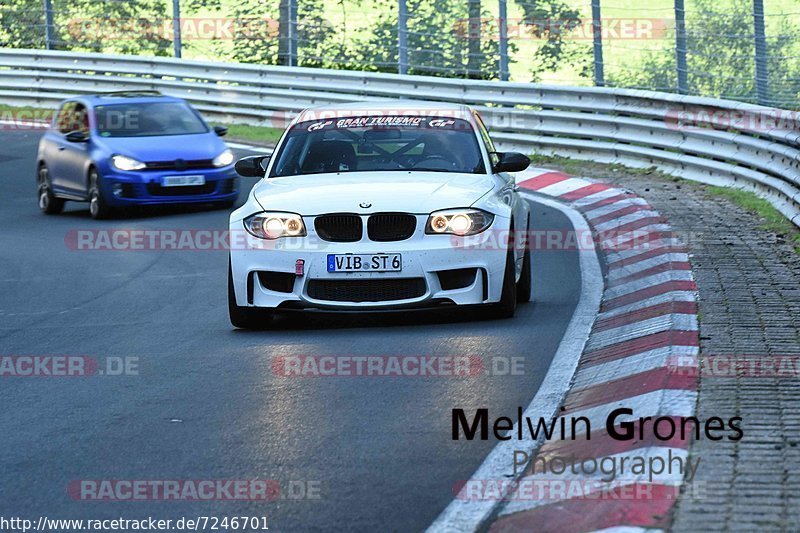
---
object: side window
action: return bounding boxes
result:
[72,103,90,135]
[474,112,499,168]
[56,102,75,134]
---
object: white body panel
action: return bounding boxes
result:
[229,101,530,311]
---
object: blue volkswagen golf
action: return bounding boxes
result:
[36,91,238,219]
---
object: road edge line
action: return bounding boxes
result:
[426,188,604,532]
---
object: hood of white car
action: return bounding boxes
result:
[253,172,496,215]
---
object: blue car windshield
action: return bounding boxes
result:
[270,116,485,177]
[94,102,208,138]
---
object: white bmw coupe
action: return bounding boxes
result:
[228,102,532,329]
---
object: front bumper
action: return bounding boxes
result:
[229,215,509,310]
[100,166,239,206]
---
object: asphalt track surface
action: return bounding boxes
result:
[0,129,581,531]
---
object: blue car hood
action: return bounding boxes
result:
[95,133,226,162]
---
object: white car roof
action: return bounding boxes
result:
[294,100,474,123]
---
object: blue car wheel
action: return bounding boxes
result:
[37,163,65,215]
[88,168,113,220]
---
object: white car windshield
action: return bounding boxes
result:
[270,116,486,177]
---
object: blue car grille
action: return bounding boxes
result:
[146,182,217,196]
[144,159,215,171]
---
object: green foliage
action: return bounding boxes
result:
[512,0,589,81]
[226,0,334,67]
[333,0,513,78]
[0,0,46,48]
[607,0,800,106]
[0,0,172,55]
[0,0,591,84]
[224,0,279,64]
[182,0,222,11]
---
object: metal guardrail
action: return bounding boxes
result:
[2,48,799,227]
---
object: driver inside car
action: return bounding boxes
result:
[418,133,479,172]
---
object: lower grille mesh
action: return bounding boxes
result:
[307,278,426,302]
[146,182,216,196]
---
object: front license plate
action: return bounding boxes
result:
[162,175,205,187]
[327,253,402,273]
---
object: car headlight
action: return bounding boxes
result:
[244,212,307,239]
[213,149,234,167]
[111,155,146,171]
[426,209,494,236]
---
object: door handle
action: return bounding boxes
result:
[58,147,66,151]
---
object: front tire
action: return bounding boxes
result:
[38,164,65,215]
[88,168,113,220]
[517,221,532,303]
[228,259,273,329]
[489,248,518,319]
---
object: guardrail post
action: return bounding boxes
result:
[591,0,604,87]
[43,0,55,50]
[498,0,509,81]
[289,0,298,66]
[172,0,182,58]
[279,0,297,66]
[398,0,408,74]
[467,0,482,78]
[753,0,769,105]
[674,0,688,94]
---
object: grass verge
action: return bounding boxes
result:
[528,153,800,254]
[706,186,800,252]
[221,123,283,145]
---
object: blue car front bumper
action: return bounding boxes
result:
[100,166,239,206]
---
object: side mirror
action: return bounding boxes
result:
[214,125,228,137]
[65,130,89,143]
[234,155,270,177]
[492,152,530,173]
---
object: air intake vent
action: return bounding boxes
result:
[367,213,416,241]
[145,182,216,196]
[307,278,426,302]
[314,214,363,242]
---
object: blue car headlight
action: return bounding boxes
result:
[213,149,234,167]
[111,155,146,171]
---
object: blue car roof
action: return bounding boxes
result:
[72,93,187,107]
